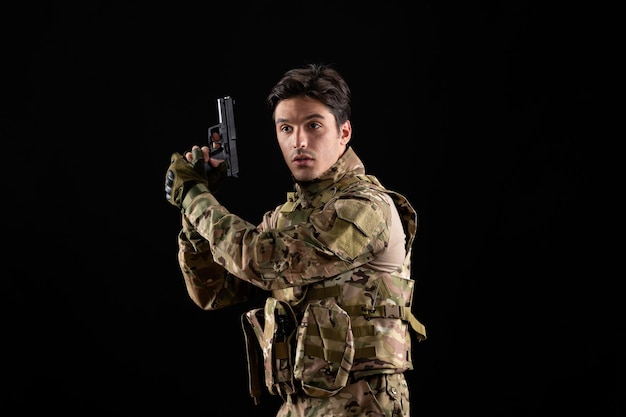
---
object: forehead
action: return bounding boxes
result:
[275,96,331,121]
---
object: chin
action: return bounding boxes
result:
[292,171,316,183]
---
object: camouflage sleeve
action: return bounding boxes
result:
[177,215,256,310]
[184,191,391,291]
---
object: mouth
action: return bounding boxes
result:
[292,153,313,166]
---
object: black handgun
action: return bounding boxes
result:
[208,96,239,178]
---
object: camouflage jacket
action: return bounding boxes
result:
[177,147,426,398]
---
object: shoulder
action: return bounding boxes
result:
[311,188,391,260]
[334,175,395,214]
[314,180,393,238]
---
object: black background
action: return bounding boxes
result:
[2,1,620,416]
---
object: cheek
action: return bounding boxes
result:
[278,140,292,158]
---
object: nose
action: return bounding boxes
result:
[293,129,307,148]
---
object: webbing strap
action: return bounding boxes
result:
[342,304,427,341]
[306,323,375,339]
[304,344,376,362]
[305,285,341,300]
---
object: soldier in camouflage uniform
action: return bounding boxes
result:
[165,63,426,417]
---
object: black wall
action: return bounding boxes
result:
[3,2,620,416]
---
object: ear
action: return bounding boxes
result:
[339,120,352,145]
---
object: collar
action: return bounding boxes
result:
[291,147,366,208]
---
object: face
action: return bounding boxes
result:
[274,96,351,182]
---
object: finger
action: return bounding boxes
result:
[185,145,201,162]
[201,146,211,161]
[191,147,204,165]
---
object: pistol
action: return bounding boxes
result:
[208,96,239,178]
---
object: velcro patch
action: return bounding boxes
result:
[335,199,382,236]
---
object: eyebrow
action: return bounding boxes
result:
[275,113,326,124]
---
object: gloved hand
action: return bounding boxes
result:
[205,157,228,194]
[165,149,210,211]
[185,146,227,193]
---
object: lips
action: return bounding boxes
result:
[292,153,313,165]
[293,156,312,166]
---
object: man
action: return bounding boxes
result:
[165,63,426,417]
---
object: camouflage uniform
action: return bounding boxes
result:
[177,147,426,416]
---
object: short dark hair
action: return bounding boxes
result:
[266,63,351,129]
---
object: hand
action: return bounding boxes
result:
[185,145,228,193]
[186,146,213,178]
[165,149,210,210]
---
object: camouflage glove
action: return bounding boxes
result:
[165,149,210,211]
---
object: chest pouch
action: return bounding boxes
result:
[293,299,355,397]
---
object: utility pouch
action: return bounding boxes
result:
[242,297,298,402]
[294,299,355,397]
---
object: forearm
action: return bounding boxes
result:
[177,219,254,310]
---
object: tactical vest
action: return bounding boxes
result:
[241,175,426,403]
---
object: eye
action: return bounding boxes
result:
[309,122,322,129]
[279,125,292,133]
